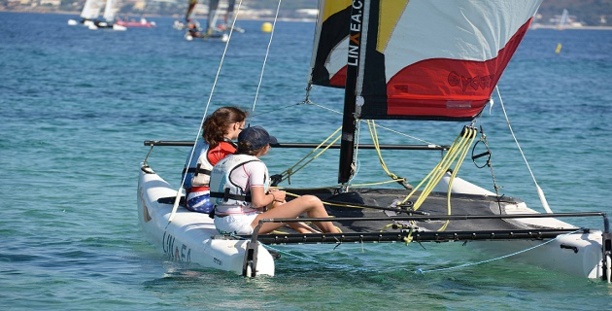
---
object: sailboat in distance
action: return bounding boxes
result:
[556,9,584,30]
[138,0,611,279]
[67,0,126,31]
[67,0,104,28]
[182,0,242,41]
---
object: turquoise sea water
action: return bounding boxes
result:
[1,12,612,311]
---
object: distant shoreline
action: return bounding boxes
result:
[531,23,612,31]
[2,10,611,28]
[0,9,315,22]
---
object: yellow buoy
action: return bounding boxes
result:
[555,43,562,54]
[261,22,273,33]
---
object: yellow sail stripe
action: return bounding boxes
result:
[320,0,352,21]
[377,0,409,52]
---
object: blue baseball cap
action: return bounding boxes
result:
[238,126,278,151]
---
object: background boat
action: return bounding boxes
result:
[67,0,126,30]
[115,17,156,28]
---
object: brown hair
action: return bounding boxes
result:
[202,106,248,146]
[236,141,260,155]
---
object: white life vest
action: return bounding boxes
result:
[209,154,269,210]
[182,139,213,190]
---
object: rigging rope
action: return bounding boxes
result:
[473,126,505,213]
[274,126,342,184]
[495,87,553,214]
[400,126,477,210]
[439,130,475,231]
[367,120,410,189]
[169,0,249,223]
[251,0,282,112]
[415,229,580,274]
[298,97,439,147]
[390,126,477,232]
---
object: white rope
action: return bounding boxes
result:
[301,100,439,147]
[251,0,283,112]
[301,100,344,115]
[495,87,553,214]
[169,0,246,223]
[415,229,580,274]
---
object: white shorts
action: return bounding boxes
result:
[214,212,259,235]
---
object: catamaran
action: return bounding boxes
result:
[138,0,611,280]
[67,0,126,31]
[182,0,242,41]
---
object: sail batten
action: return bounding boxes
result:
[311,0,543,121]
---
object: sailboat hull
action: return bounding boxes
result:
[137,161,605,279]
[471,234,603,278]
[137,164,275,276]
[434,173,604,278]
[115,20,156,28]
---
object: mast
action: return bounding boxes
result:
[338,0,366,184]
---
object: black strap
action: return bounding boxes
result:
[222,137,238,148]
[209,158,261,202]
[210,188,252,202]
[157,196,186,207]
[181,166,212,176]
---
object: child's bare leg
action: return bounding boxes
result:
[288,222,320,233]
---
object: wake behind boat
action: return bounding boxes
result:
[138,0,611,279]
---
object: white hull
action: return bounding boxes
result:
[436,173,605,279]
[137,164,275,276]
[135,0,609,280]
[112,24,127,31]
[138,163,607,279]
[472,234,604,278]
[184,32,229,42]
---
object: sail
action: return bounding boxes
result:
[207,0,221,32]
[310,0,543,121]
[186,0,198,21]
[310,0,352,88]
[224,0,236,27]
[80,0,105,20]
[558,9,569,28]
[102,0,117,22]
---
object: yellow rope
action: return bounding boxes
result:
[438,127,477,231]
[275,119,479,237]
[282,126,478,235]
[380,222,414,245]
[403,227,414,245]
[367,120,409,188]
[417,128,475,211]
[399,127,476,209]
[277,126,342,182]
[348,179,406,188]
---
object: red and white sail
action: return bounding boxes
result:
[310,0,543,121]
